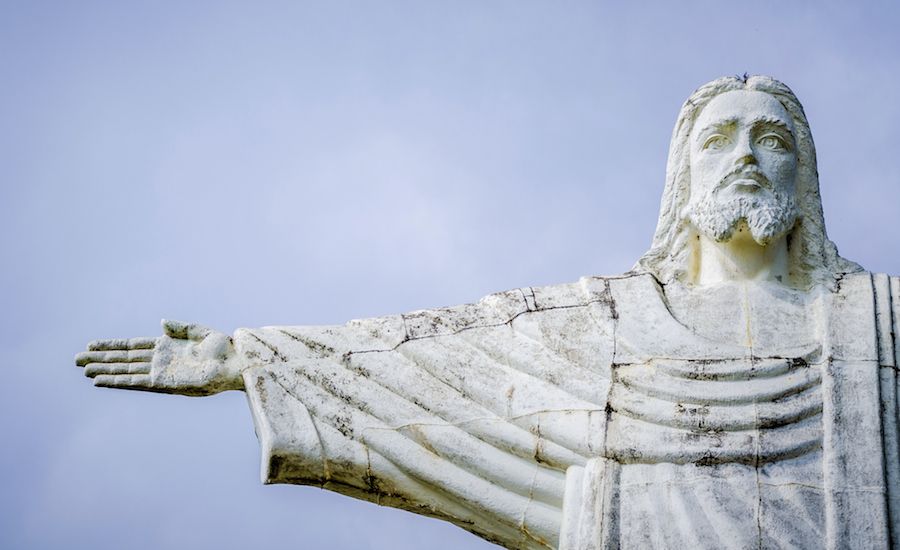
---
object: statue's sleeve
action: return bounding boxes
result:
[233,278,617,549]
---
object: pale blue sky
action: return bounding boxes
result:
[2,2,899,549]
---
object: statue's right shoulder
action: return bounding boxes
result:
[477,275,624,315]
[234,275,631,364]
[376,276,618,341]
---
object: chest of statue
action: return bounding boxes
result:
[558,273,898,549]
[601,275,825,465]
[606,356,823,466]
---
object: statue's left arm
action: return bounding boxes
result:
[75,278,618,549]
[231,280,616,549]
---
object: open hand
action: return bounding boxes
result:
[76,320,244,396]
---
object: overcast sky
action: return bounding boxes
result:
[2,2,900,549]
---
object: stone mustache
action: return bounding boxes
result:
[76,76,900,550]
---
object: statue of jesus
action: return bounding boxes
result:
[76,75,900,550]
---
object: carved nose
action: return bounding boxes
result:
[735,153,757,167]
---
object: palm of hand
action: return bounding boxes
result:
[76,320,244,396]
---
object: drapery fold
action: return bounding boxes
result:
[237,273,899,549]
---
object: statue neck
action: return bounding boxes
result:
[693,224,790,287]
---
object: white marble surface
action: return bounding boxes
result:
[77,76,900,549]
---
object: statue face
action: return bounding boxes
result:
[687,90,799,245]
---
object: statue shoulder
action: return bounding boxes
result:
[233,275,633,362]
[829,270,899,299]
[403,276,626,339]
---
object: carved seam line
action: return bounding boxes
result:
[265,344,571,507]
[275,328,337,357]
[499,315,612,396]
[395,340,596,459]
[453,329,604,414]
[268,372,331,486]
[318,323,593,466]
[246,331,289,362]
[347,341,591,467]
[271,372,541,546]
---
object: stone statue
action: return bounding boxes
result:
[76,75,900,549]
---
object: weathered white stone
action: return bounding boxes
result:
[76,75,900,549]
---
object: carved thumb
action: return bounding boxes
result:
[162,319,213,341]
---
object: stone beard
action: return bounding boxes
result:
[76,76,900,550]
[685,167,799,246]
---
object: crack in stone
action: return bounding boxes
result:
[520,462,541,537]
[345,296,615,358]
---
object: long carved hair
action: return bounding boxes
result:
[633,75,860,289]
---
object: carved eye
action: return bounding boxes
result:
[702,134,730,151]
[757,133,787,151]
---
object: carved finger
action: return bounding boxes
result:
[83,362,151,378]
[93,374,153,390]
[87,337,157,351]
[76,349,154,366]
[87,339,128,351]
[76,351,107,366]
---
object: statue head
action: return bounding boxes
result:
[687,89,800,248]
[634,75,860,288]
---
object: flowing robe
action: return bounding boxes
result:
[234,272,900,549]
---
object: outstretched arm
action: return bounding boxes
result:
[75,319,245,396]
